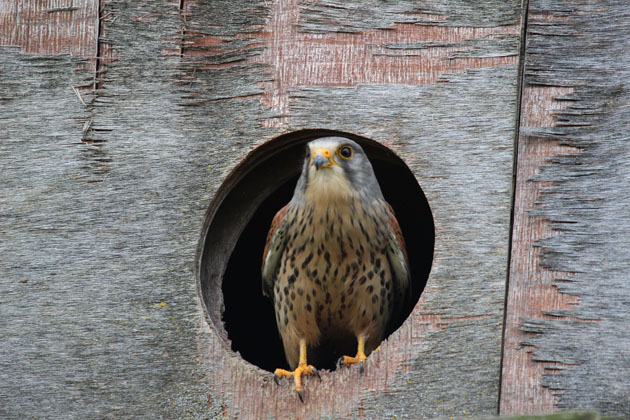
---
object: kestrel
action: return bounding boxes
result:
[262,137,411,401]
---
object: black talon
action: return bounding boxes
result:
[273,374,280,385]
[336,356,344,369]
[313,367,321,380]
[297,390,304,403]
[359,361,364,375]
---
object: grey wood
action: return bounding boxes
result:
[178,0,520,417]
[2,0,521,418]
[1,3,210,418]
[512,0,630,416]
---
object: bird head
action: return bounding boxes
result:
[293,137,384,204]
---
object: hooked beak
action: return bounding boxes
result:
[312,148,334,170]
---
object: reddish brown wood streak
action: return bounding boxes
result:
[255,0,519,125]
[500,85,586,415]
[0,0,99,59]
[181,0,519,126]
[181,32,228,57]
[0,0,114,89]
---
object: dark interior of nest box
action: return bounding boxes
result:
[197,130,435,372]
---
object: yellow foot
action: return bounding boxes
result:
[338,334,368,374]
[338,351,367,374]
[274,364,320,402]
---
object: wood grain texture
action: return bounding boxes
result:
[0,0,99,58]
[501,1,630,417]
[186,0,521,418]
[0,51,105,417]
[501,85,581,414]
[1,1,208,418]
[253,0,519,125]
[2,0,520,419]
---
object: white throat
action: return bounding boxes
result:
[304,165,353,206]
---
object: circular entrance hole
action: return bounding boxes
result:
[196,130,434,372]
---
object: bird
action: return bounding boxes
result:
[261,137,411,401]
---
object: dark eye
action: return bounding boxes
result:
[338,145,353,160]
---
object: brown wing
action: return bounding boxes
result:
[386,203,409,261]
[385,203,412,304]
[261,205,289,297]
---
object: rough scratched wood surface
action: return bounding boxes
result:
[501,0,630,417]
[185,0,519,418]
[0,1,570,420]
[0,0,99,58]
[1,1,207,418]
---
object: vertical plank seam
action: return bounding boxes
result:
[179,0,185,58]
[94,0,104,91]
[498,0,530,414]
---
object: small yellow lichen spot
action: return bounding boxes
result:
[160,301,167,307]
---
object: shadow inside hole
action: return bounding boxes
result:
[219,134,434,372]
[222,178,297,371]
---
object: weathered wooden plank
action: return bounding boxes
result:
[501,1,630,417]
[252,0,519,127]
[1,4,101,417]
[2,0,521,419]
[501,84,580,414]
[1,1,209,418]
[186,0,521,418]
[0,0,99,58]
[0,50,103,418]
